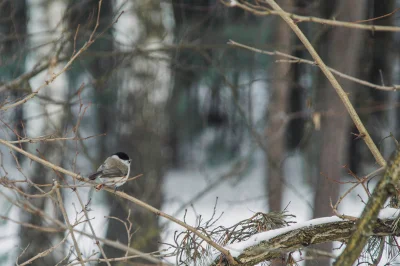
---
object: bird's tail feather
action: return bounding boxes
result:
[88,171,102,180]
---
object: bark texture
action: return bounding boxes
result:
[213,217,399,266]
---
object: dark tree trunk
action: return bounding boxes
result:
[307,2,367,265]
[168,0,212,167]
[266,0,293,212]
[100,2,169,264]
[66,0,119,262]
[349,0,395,174]
[67,2,167,264]
[0,1,62,265]
[367,0,395,158]
[0,0,27,162]
[66,0,116,153]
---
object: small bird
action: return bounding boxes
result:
[89,152,131,189]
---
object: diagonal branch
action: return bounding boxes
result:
[0,0,121,112]
[0,187,164,264]
[19,232,70,266]
[334,146,400,265]
[0,138,237,264]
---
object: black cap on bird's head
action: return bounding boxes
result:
[113,152,130,161]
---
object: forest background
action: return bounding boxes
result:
[1,0,400,265]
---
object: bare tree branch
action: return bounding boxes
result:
[222,0,400,32]
[229,40,400,92]
[0,138,237,264]
[212,215,400,266]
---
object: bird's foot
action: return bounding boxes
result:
[95,184,105,191]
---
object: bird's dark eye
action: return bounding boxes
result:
[128,160,131,164]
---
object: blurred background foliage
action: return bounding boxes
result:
[1,0,400,265]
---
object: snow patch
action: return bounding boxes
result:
[378,207,400,220]
[225,216,342,253]
[224,207,400,255]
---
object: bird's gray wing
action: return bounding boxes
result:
[88,157,127,180]
[99,168,125,178]
[88,168,124,180]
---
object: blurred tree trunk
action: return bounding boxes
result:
[349,0,396,174]
[367,0,395,158]
[66,0,118,262]
[19,0,69,261]
[0,0,27,162]
[66,0,116,158]
[0,1,63,265]
[101,2,170,264]
[66,1,168,263]
[307,1,367,265]
[169,0,212,167]
[19,143,66,265]
[266,0,293,211]
[170,1,257,168]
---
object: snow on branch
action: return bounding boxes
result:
[211,208,400,265]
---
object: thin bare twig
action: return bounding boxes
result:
[0,0,119,111]
[7,133,106,144]
[55,181,85,266]
[72,24,81,57]
[0,187,172,265]
[19,232,70,266]
[222,0,400,32]
[1,42,89,111]
[229,40,400,92]
[74,190,111,266]
[105,210,134,258]
[67,251,168,266]
[0,215,62,233]
[106,188,237,264]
